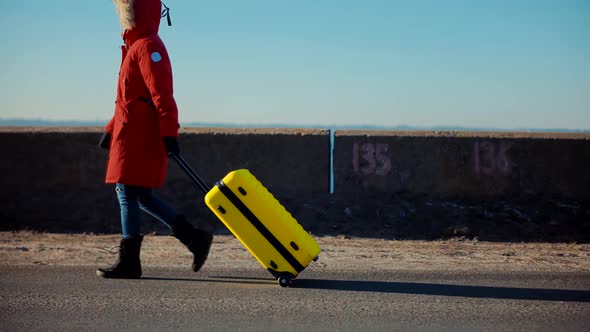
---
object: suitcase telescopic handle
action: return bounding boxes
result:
[169,153,210,194]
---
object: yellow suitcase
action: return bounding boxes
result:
[172,154,320,287]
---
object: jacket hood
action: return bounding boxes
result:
[114,0,162,46]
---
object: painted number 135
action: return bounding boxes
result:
[352,142,392,176]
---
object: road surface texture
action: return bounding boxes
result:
[1,232,589,331]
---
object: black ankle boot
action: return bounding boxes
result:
[96,236,143,279]
[171,216,213,272]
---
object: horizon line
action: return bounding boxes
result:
[0,118,588,133]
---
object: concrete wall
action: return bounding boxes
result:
[0,127,329,234]
[334,131,590,199]
[1,128,588,242]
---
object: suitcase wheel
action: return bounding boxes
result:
[278,274,293,288]
[313,256,319,262]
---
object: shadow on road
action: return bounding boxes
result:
[142,274,590,303]
[294,279,590,303]
[141,276,275,285]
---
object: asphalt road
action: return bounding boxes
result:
[1,266,589,331]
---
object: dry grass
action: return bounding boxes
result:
[1,231,589,273]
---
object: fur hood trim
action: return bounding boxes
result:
[114,0,134,30]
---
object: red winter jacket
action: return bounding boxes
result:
[105,0,179,188]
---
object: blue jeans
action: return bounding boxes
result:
[115,183,180,239]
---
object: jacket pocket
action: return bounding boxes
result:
[113,105,128,141]
[124,99,156,126]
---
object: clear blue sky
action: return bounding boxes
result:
[1,0,589,129]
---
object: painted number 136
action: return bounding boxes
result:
[352,142,392,176]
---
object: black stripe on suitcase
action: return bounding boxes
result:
[216,181,305,274]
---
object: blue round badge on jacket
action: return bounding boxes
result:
[151,52,162,63]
